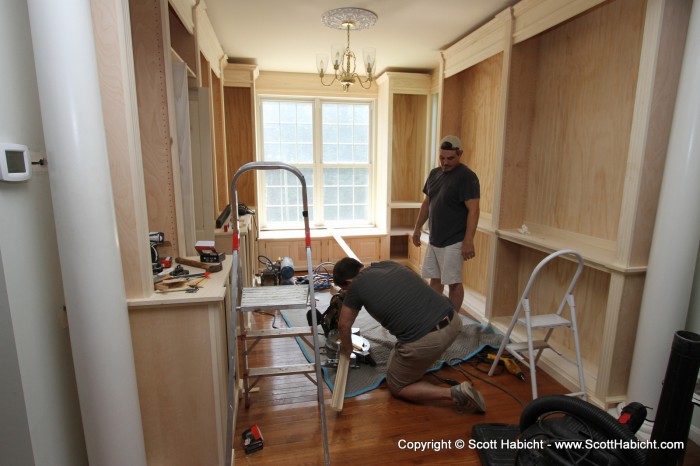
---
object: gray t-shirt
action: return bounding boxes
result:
[343,261,454,343]
[423,164,480,247]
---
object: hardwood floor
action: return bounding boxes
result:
[233,297,700,465]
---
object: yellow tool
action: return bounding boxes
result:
[487,353,525,381]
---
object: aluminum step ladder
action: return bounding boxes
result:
[225,162,329,466]
[488,249,587,401]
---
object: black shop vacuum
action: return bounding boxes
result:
[472,330,700,466]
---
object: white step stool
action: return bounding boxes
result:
[488,249,587,401]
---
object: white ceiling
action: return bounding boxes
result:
[204,0,517,75]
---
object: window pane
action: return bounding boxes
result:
[322,102,370,165]
[261,99,371,228]
[353,144,369,163]
[338,105,353,124]
[323,143,338,163]
[325,205,338,221]
[322,104,337,124]
[323,167,369,224]
[338,143,353,163]
[264,168,314,226]
[324,186,338,204]
[262,101,279,122]
[323,124,338,144]
[262,101,313,165]
[354,105,369,125]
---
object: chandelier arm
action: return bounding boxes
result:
[356,75,373,90]
[319,72,338,87]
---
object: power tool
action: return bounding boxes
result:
[487,353,525,381]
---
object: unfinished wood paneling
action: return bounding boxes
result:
[328,236,384,264]
[441,52,502,220]
[91,0,152,298]
[507,0,645,242]
[461,230,492,297]
[259,239,325,272]
[224,86,256,206]
[129,303,226,466]
[377,73,432,262]
[490,242,609,372]
[390,208,418,231]
[391,94,426,203]
[441,0,691,410]
[211,71,228,213]
[168,5,196,76]
[620,0,691,267]
[129,0,179,258]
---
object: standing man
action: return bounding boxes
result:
[412,135,480,311]
[333,258,486,412]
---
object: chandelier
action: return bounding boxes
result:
[316,8,378,92]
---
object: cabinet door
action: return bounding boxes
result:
[408,240,423,272]
[259,239,325,271]
[328,237,383,264]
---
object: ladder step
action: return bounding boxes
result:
[248,364,316,378]
[507,340,550,352]
[518,314,571,329]
[245,327,313,338]
[239,286,309,311]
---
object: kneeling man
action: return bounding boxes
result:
[332,258,486,412]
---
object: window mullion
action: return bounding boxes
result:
[313,98,324,227]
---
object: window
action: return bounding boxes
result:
[259,98,373,229]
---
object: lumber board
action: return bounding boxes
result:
[331,353,350,412]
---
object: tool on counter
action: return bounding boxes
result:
[175,257,223,273]
[216,204,231,229]
[154,273,208,291]
[150,231,165,274]
[153,270,211,284]
[155,285,201,294]
[487,353,525,381]
[195,240,225,263]
[170,264,189,276]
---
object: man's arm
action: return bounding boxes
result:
[412,196,430,247]
[338,304,360,357]
[462,198,480,260]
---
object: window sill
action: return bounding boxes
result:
[258,226,387,240]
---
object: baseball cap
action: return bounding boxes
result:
[440,135,462,151]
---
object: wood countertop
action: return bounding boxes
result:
[127,256,233,307]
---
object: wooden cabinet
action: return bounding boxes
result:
[258,237,326,271]
[127,257,233,466]
[376,72,433,264]
[440,0,691,407]
[257,231,387,273]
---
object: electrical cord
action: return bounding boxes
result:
[447,357,525,408]
[430,372,460,386]
[253,310,279,329]
[296,262,335,290]
[258,255,274,270]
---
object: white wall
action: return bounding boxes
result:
[0,0,87,464]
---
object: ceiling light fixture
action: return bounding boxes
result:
[316,7,377,92]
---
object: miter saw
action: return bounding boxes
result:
[308,288,376,368]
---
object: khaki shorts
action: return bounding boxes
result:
[385,313,462,391]
[422,241,464,285]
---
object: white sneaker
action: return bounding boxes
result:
[451,381,486,413]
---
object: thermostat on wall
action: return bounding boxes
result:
[0,143,31,182]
